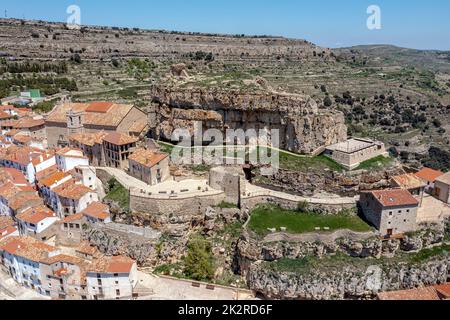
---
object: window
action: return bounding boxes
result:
[116,289,120,296]
[114,273,119,277]
[97,279,102,286]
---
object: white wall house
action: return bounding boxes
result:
[54,183,99,218]
[0,237,60,295]
[86,256,137,300]
[56,148,89,172]
[16,207,59,240]
[38,172,73,213]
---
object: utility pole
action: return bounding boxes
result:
[4,10,7,18]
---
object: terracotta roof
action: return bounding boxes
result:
[0,216,15,230]
[103,132,138,146]
[415,168,444,183]
[8,193,43,211]
[14,117,45,129]
[129,148,169,168]
[0,167,28,185]
[434,284,450,299]
[392,174,427,190]
[39,171,71,188]
[46,102,135,128]
[41,254,84,266]
[436,172,450,185]
[56,147,87,159]
[69,131,108,147]
[13,133,32,144]
[378,287,442,300]
[0,236,57,262]
[35,165,59,181]
[367,189,419,208]
[129,120,148,134]
[0,226,18,240]
[81,202,110,221]
[16,206,56,224]
[0,111,12,120]
[88,255,135,274]
[75,242,101,257]
[54,182,94,200]
[61,213,84,223]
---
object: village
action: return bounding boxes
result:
[0,93,449,301]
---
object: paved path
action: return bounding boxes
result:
[135,271,255,300]
[243,183,358,205]
[0,269,49,300]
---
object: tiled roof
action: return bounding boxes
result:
[69,131,108,147]
[8,193,43,211]
[0,226,18,240]
[40,254,84,266]
[0,111,12,120]
[54,182,94,200]
[129,148,169,168]
[415,168,444,183]
[367,189,419,208]
[39,171,71,188]
[81,202,110,220]
[103,132,138,146]
[56,147,87,159]
[14,117,45,129]
[434,284,450,299]
[46,102,134,128]
[75,242,101,257]
[436,172,450,185]
[35,165,59,181]
[88,255,135,274]
[392,174,427,190]
[0,236,57,263]
[13,133,32,144]
[0,216,15,230]
[0,167,28,186]
[16,206,56,224]
[61,213,84,223]
[378,287,442,300]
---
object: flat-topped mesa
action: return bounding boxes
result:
[149,86,348,154]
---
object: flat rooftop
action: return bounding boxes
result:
[326,138,379,154]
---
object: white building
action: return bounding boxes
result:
[86,255,137,300]
[56,147,89,172]
[0,236,60,295]
[15,206,59,241]
[38,171,73,212]
[53,181,99,218]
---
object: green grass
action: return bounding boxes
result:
[279,153,344,172]
[33,99,57,114]
[354,155,394,171]
[248,204,372,236]
[216,201,239,209]
[105,178,130,211]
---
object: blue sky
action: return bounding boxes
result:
[1,0,449,50]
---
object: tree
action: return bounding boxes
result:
[183,236,215,281]
[323,96,333,107]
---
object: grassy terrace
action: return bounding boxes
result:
[105,178,130,211]
[355,155,394,171]
[264,244,450,275]
[247,205,372,236]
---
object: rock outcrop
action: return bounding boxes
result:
[149,86,347,154]
[247,258,449,300]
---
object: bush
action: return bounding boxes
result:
[323,96,333,107]
[183,236,215,281]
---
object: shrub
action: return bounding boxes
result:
[183,236,215,281]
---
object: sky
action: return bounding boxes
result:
[0,0,449,50]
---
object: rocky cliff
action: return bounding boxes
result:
[149,86,347,154]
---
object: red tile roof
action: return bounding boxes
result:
[16,206,56,224]
[39,171,71,188]
[88,255,135,274]
[103,132,138,146]
[0,236,57,262]
[415,168,444,183]
[378,287,441,300]
[61,213,84,223]
[0,216,15,230]
[392,174,427,190]
[81,202,110,221]
[367,189,419,208]
[129,148,169,168]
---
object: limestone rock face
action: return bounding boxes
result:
[246,259,449,300]
[149,87,347,154]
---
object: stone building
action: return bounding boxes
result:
[209,166,247,206]
[323,138,388,170]
[69,131,108,167]
[434,172,450,204]
[45,101,147,148]
[359,189,419,237]
[128,148,170,185]
[102,132,138,170]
